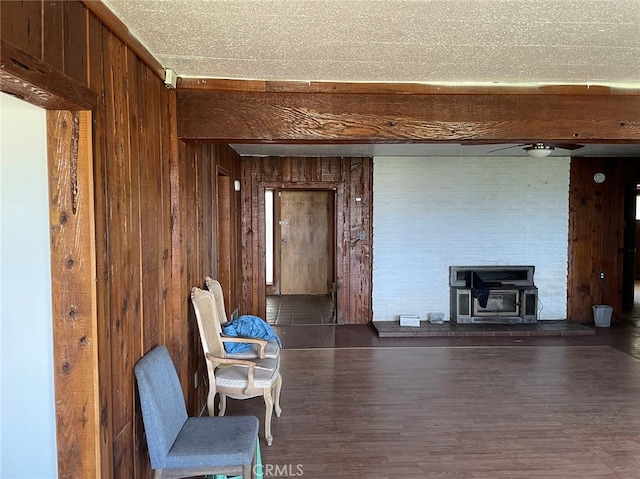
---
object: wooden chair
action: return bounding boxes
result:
[191,286,283,445]
[205,276,281,359]
[134,345,259,479]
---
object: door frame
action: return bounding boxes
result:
[257,181,344,320]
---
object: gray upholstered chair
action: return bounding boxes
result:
[205,277,281,360]
[191,286,282,445]
[134,345,259,479]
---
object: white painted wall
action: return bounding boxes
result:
[372,156,570,321]
[1,93,58,478]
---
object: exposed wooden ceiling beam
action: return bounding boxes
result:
[0,39,96,110]
[177,88,640,143]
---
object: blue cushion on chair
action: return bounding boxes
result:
[162,416,259,469]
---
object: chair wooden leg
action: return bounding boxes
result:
[207,391,216,417]
[219,393,227,416]
[273,373,282,417]
[263,388,274,446]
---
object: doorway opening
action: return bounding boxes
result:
[265,189,336,325]
[623,183,640,313]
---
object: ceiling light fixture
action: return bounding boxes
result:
[525,143,554,159]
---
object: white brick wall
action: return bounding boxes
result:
[372,156,570,321]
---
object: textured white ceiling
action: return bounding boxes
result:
[102,0,640,157]
[103,0,640,86]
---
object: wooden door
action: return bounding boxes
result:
[280,191,332,294]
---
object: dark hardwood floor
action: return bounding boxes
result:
[221,299,640,478]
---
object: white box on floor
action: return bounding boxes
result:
[399,314,420,327]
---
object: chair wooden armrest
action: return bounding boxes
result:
[206,353,256,393]
[220,335,267,359]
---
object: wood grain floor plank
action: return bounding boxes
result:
[223,346,640,478]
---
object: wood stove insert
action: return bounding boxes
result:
[449,265,538,324]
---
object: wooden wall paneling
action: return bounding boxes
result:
[256,157,266,314]
[132,65,152,478]
[289,157,311,182]
[43,0,65,71]
[187,144,210,411]
[141,66,172,469]
[256,176,267,319]
[216,165,232,311]
[348,159,373,323]
[195,145,205,286]
[261,156,282,182]
[334,168,349,324]
[127,45,143,366]
[601,159,623,315]
[568,157,636,322]
[47,110,100,479]
[3,3,196,477]
[86,13,115,479]
[169,123,189,395]
[112,425,134,479]
[63,0,88,84]
[204,145,216,282]
[568,158,600,321]
[308,157,322,182]
[241,156,372,324]
[568,160,587,321]
[588,160,605,313]
[321,157,342,183]
[138,64,161,353]
[101,30,137,469]
[0,0,41,57]
[217,146,234,311]
[169,131,192,411]
[241,159,258,316]
[158,79,173,351]
[232,153,243,315]
[79,0,165,80]
[218,144,243,315]
[182,143,199,406]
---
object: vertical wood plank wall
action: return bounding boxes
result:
[0,1,243,477]
[241,156,373,324]
[568,157,640,322]
[177,142,243,414]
